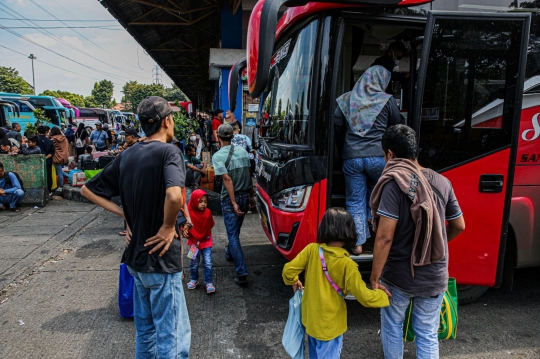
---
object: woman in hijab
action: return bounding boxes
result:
[188,131,203,159]
[334,65,403,254]
[50,126,69,192]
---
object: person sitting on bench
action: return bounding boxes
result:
[0,161,24,212]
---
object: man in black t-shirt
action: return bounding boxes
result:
[81,96,191,359]
[370,125,465,359]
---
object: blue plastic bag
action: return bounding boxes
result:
[118,263,134,319]
[68,169,82,186]
[282,290,305,359]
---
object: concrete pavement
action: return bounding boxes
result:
[1,200,540,358]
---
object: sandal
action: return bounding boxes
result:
[206,283,216,294]
[9,207,20,212]
[187,280,198,290]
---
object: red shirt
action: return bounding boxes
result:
[211,117,222,141]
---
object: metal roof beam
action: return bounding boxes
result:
[131,7,159,22]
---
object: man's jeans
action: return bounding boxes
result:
[185,164,204,187]
[308,334,343,359]
[127,267,191,359]
[222,191,249,276]
[54,164,67,189]
[189,247,213,284]
[381,284,444,359]
[343,157,386,246]
[0,189,24,209]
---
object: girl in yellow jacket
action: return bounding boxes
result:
[283,207,390,358]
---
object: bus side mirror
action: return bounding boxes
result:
[228,58,247,112]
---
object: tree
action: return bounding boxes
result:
[91,79,114,108]
[40,89,86,107]
[121,81,165,112]
[84,96,99,108]
[164,83,189,102]
[0,66,33,94]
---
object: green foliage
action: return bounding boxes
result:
[91,80,114,108]
[164,83,188,102]
[33,108,47,122]
[84,95,99,108]
[0,66,33,94]
[24,122,38,136]
[172,103,199,141]
[122,81,166,112]
[40,89,86,107]
[122,81,189,112]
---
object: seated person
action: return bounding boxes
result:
[78,146,96,170]
[0,161,24,212]
[184,144,207,188]
[20,136,42,155]
[0,129,13,154]
[118,128,140,152]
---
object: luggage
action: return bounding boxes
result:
[201,151,211,165]
[82,158,97,171]
[118,263,134,319]
[69,170,86,187]
[403,278,458,341]
[98,155,115,169]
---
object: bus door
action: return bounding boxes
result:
[413,12,531,287]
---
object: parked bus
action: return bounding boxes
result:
[57,98,80,124]
[0,93,69,134]
[75,108,117,130]
[231,0,539,303]
[0,100,19,129]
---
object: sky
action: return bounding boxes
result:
[0,0,173,102]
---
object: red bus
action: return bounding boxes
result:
[229,0,539,303]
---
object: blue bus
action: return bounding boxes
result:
[0,93,69,134]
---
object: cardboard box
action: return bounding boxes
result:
[201,151,211,165]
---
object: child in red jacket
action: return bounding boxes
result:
[186,189,216,294]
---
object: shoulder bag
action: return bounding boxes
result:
[319,245,344,298]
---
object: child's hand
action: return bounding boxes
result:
[181,226,190,238]
[371,281,392,298]
[293,280,303,293]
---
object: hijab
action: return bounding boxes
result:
[187,189,214,242]
[336,65,392,137]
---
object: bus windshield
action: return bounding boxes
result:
[261,19,318,147]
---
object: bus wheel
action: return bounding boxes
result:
[457,285,488,305]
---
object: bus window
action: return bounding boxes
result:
[261,19,318,147]
[45,109,60,126]
[417,18,525,171]
[27,98,54,107]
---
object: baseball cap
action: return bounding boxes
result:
[137,96,179,123]
[217,123,233,139]
[95,122,102,127]
[120,128,140,138]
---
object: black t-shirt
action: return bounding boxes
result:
[379,169,462,297]
[37,135,55,165]
[85,141,186,273]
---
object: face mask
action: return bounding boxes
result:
[190,136,196,141]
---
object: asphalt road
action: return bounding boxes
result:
[1,200,539,358]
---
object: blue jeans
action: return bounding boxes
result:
[54,164,68,188]
[189,246,213,284]
[308,334,343,359]
[0,189,24,209]
[343,157,386,246]
[381,283,444,359]
[127,267,191,359]
[222,191,249,276]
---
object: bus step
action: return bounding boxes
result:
[350,253,373,263]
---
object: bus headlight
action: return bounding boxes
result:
[271,185,312,212]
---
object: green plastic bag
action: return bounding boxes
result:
[84,169,102,180]
[403,278,458,341]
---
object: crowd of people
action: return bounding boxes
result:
[1,61,465,359]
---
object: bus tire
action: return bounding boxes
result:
[457,285,488,305]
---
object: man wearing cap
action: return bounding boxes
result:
[119,127,140,151]
[81,96,191,358]
[211,109,223,152]
[212,123,255,286]
[89,123,109,151]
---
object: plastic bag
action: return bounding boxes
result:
[118,263,134,319]
[282,290,305,359]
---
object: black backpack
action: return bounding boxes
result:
[82,158,97,171]
[98,155,115,169]
[5,171,25,192]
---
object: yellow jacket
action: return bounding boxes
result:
[283,243,389,340]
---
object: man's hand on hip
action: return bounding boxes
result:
[232,202,244,216]
[145,225,178,256]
